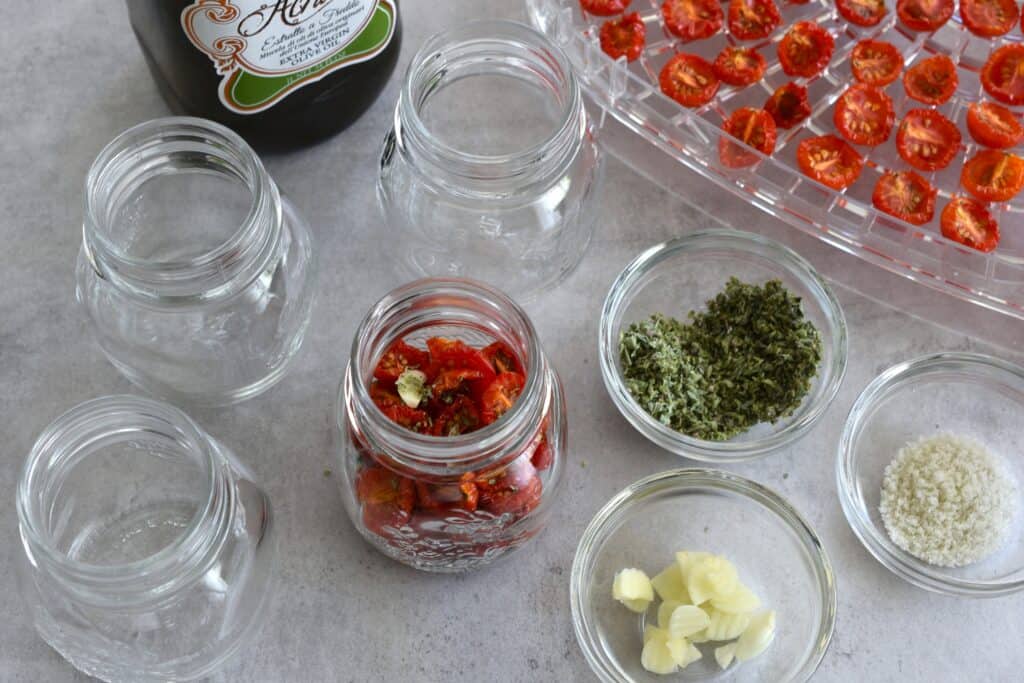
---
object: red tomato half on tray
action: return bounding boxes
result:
[834,84,895,146]
[765,82,811,129]
[600,13,646,62]
[982,45,1024,106]
[895,109,961,172]
[837,0,888,26]
[660,53,720,107]
[960,0,1019,37]
[713,46,767,86]
[873,171,937,226]
[778,22,835,78]
[897,0,955,31]
[662,0,724,41]
[727,0,782,40]
[961,150,1024,202]
[940,197,1001,253]
[966,102,1024,149]
[719,107,778,168]
[903,55,958,105]
[796,135,864,190]
[850,40,904,87]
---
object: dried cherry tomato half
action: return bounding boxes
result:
[659,53,720,107]
[778,21,835,78]
[662,0,724,40]
[374,339,431,385]
[764,82,811,129]
[431,396,483,437]
[903,55,958,105]
[837,0,887,26]
[960,0,1019,37]
[895,109,961,172]
[897,0,955,31]
[833,84,895,146]
[719,107,777,168]
[480,372,527,425]
[961,150,1024,203]
[796,135,864,190]
[713,46,767,86]
[940,197,1000,252]
[600,13,646,62]
[981,45,1024,106]
[481,341,524,375]
[850,40,903,87]
[872,171,937,226]
[727,0,782,40]
[966,102,1024,149]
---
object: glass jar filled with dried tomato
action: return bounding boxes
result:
[335,278,566,572]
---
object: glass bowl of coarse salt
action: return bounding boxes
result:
[838,352,1024,597]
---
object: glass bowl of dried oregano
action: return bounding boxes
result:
[838,352,1024,597]
[599,230,848,462]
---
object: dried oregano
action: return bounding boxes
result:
[619,278,822,441]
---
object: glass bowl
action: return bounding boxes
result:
[599,230,848,462]
[571,469,835,682]
[837,352,1024,597]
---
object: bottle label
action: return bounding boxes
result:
[181,0,396,115]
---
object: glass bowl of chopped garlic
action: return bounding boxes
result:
[571,468,836,682]
[838,352,1024,597]
[599,230,848,462]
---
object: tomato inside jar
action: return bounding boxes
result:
[338,279,566,573]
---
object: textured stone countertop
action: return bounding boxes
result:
[2,2,1023,681]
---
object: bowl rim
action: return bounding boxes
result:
[598,229,849,462]
[837,351,1024,598]
[570,468,837,683]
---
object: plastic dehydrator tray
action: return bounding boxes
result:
[527,0,1024,320]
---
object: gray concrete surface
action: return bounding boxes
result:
[3,2,1023,681]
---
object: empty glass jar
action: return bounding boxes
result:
[377,20,604,299]
[335,278,567,572]
[16,395,276,682]
[77,117,317,406]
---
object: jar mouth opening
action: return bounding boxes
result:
[348,278,546,470]
[399,20,581,179]
[82,117,280,302]
[17,395,217,582]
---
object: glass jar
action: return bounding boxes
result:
[377,20,604,300]
[76,117,317,406]
[335,278,567,572]
[16,395,276,682]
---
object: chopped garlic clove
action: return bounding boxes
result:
[714,642,737,669]
[666,637,701,668]
[704,609,751,641]
[687,555,738,605]
[657,600,684,629]
[710,583,761,614]
[651,563,690,603]
[735,610,776,661]
[644,625,667,645]
[641,629,678,675]
[613,568,654,606]
[619,597,651,613]
[395,369,427,407]
[675,551,712,584]
[688,629,711,643]
[668,605,710,640]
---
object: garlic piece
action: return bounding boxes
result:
[644,625,666,645]
[657,600,683,629]
[675,551,712,583]
[714,642,737,669]
[686,555,738,605]
[668,605,710,640]
[651,563,689,603]
[735,610,776,662]
[704,609,751,641]
[667,637,702,668]
[395,369,427,407]
[710,583,761,614]
[641,629,678,675]
[613,568,654,613]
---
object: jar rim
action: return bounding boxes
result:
[17,395,223,597]
[396,20,583,191]
[82,116,282,305]
[344,278,549,473]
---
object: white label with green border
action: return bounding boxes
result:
[181,0,396,114]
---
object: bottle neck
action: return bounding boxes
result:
[393,20,585,201]
[17,396,234,608]
[82,117,283,306]
[345,278,549,477]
